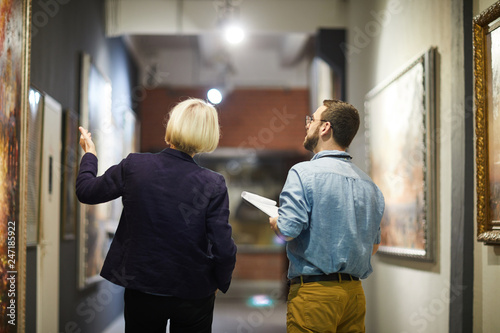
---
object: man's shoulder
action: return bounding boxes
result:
[289,160,316,175]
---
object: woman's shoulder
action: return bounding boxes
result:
[122,151,156,163]
[198,166,226,182]
[126,151,155,159]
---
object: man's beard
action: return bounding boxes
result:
[303,126,319,152]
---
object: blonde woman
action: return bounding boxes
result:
[76,98,236,333]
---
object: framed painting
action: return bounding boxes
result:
[61,109,79,240]
[474,1,500,244]
[78,53,118,288]
[0,0,31,331]
[365,47,437,260]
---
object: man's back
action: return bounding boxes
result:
[277,150,385,279]
[271,100,386,332]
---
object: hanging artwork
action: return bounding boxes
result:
[78,53,117,288]
[365,48,437,260]
[78,53,139,288]
[474,2,500,244]
[0,0,31,330]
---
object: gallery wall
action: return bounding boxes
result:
[29,0,138,332]
[345,0,462,332]
[344,0,500,331]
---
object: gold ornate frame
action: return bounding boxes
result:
[0,0,33,331]
[474,1,500,244]
[0,0,32,331]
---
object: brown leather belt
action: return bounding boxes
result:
[289,273,359,285]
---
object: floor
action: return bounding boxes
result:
[103,280,287,333]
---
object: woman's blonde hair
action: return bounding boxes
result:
[165,98,220,155]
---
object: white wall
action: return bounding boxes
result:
[346,0,459,332]
[474,0,498,15]
[473,1,500,333]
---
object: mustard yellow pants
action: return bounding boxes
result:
[287,279,366,333]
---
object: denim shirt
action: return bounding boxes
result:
[277,150,385,279]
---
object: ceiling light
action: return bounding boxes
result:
[224,25,245,44]
[207,88,223,104]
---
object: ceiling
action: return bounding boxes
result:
[105,0,349,89]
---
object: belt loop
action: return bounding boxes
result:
[349,274,353,281]
[338,273,342,283]
[300,276,304,286]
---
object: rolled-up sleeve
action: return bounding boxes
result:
[76,153,125,205]
[277,167,310,239]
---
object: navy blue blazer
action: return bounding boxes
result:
[76,148,236,299]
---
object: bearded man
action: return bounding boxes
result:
[269,99,385,333]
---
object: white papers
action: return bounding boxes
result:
[241,191,279,217]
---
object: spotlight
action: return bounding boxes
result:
[207,88,223,105]
[224,25,245,44]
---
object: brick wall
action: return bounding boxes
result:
[139,87,310,153]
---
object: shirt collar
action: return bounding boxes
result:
[162,148,197,164]
[311,150,352,161]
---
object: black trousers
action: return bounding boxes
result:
[124,288,216,333]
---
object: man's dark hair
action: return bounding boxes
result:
[321,99,360,149]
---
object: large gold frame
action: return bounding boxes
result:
[474,1,500,244]
[0,0,31,331]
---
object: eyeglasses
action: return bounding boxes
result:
[305,115,327,126]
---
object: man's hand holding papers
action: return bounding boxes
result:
[241,191,279,217]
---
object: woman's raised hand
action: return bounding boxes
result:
[79,126,97,156]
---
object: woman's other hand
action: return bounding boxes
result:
[79,126,97,156]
